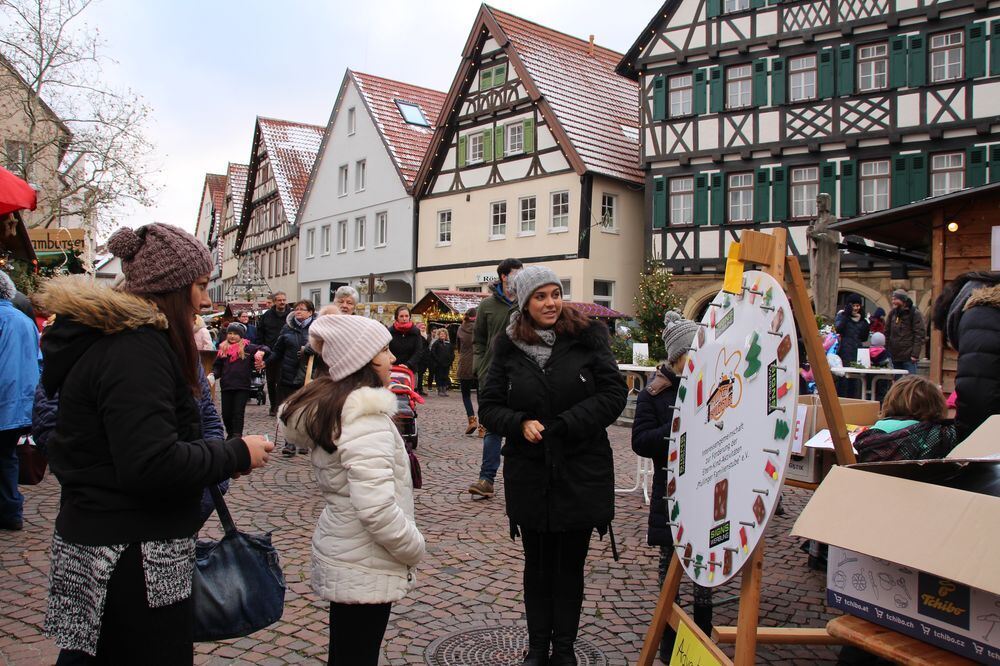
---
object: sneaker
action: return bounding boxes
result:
[282,443,296,457]
[468,479,494,498]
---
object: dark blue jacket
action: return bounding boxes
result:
[265,313,314,387]
[631,365,680,548]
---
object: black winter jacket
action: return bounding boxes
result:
[954,284,1000,441]
[266,313,314,387]
[212,342,269,391]
[429,339,455,371]
[834,310,870,366]
[479,321,627,535]
[37,277,250,546]
[886,298,926,363]
[388,323,424,370]
[631,366,680,547]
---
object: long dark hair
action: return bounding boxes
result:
[513,302,592,344]
[279,364,384,453]
[147,290,201,395]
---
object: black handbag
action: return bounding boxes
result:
[16,434,47,485]
[192,485,286,642]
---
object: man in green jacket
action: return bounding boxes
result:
[468,258,522,498]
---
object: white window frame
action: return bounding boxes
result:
[305,228,316,258]
[468,133,484,164]
[724,0,750,11]
[930,31,964,83]
[857,43,888,92]
[728,173,754,222]
[726,64,753,110]
[507,122,524,155]
[789,55,817,102]
[518,196,536,236]
[336,219,347,253]
[354,216,366,251]
[437,210,452,246]
[670,177,694,226]
[320,224,331,256]
[355,160,366,192]
[338,165,349,196]
[375,211,388,247]
[791,167,819,219]
[931,152,965,196]
[560,279,572,301]
[347,107,356,135]
[549,191,570,232]
[593,280,615,309]
[668,74,693,118]
[309,289,321,308]
[600,193,618,232]
[860,160,891,213]
[490,201,507,239]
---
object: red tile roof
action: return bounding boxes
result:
[206,173,227,216]
[486,6,642,184]
[351,71,446,191]
[224,163,248,233]
[257,117,325,224]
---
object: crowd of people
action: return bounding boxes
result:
[1,220,998,665]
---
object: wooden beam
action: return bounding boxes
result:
[714,626,847,646]
[638,553,684,666]
[827,615,972,665]
[734,541,765,666]
[784,478,819,491]
[737,230,777,266]
[930,211,945,387]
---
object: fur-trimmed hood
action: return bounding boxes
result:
[965,283,1000,311]
[282,386,397,449]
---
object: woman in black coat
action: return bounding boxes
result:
[265,300,316,402]
[479,266,627,666]
[834,293,870,397]
[387,306,424,374]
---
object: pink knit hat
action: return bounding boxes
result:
[107,223,213,295]
[308,314,392,381]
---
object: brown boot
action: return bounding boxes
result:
[468,479,494,498]
[465,416,478,436]
[477,425,486,438]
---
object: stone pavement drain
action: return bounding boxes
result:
[424,627,606,666]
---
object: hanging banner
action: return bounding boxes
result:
[28,228,86,252]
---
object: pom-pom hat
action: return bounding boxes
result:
[107,223,213,295]
[308,314,393,381]
[661,311,699,365]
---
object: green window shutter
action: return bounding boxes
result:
[840,160,857,218]
[754,168,770,223]
[771,58,786,105]
[494,126,505,161]
[991,20,1000,76]
[522,118,535,153]
[907,35,926,87]
[707,0,721,18]
[482,129,493,162]
[890,36,908,88]
[967,146,987,187]
[709,66,724,113]
[771,167,788,221]
[818,48,836,99]
[751,0,764,7]
[837,45,855,96]
[693,69,708,114]
[479,68,493,91]
[820,162,837,215]
[966,23,986,79]
[891,154,910,207]
[694,174,709,226]
[711,173,725,225]
[653,75,667,121]
[990,144,1000,183]
[494,63,507,87]
[752,59,768,107]
[909,153,927,202]
[457,135,467,168]
[653,176,668,229]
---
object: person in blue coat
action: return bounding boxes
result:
[0,271,41,531]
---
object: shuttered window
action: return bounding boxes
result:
[791,167,819,219]
[506,123,523,154]
[669,74,693,117]
[670,177,694,225]
[468,133,484,163]
[931,153,964,196]
[930,32,963,83]
[860,160,890,213]
[728,173,753,222]
[857,44,888,92]
[724,0,750,10]
[726,65,753,110]
[789,55,817,102]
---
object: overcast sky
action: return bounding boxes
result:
[80,0,661,234]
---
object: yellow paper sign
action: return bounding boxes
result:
[722,242,744,294]
[669,621,724,666]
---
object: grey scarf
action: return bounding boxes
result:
[507,312,556,369]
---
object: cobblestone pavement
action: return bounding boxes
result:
[1,392,845,665]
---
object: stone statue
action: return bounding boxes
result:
[807,193,841,321]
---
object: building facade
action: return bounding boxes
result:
[220,162,248,302]
[297,70,445,306]
[413,6,645,314]
[194,173,227,304]
[234,117,323,302]
[618,0,1000,316]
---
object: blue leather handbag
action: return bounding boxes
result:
[192,485,286,642]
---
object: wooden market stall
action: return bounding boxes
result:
[831,181,1000,392]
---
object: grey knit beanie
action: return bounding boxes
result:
[107,223,213,295]
[662,311,698,365]
[512,265,561,311]
[226,322,247,337]
[308,314,392,381]
[0,270,14,301]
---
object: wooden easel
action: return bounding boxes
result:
[638,228,856,665]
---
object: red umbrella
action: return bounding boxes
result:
[0,165,37,216]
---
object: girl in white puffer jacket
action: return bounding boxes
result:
[280,314,425,666]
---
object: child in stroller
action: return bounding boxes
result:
[250,367,267,406]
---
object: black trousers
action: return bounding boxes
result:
[56,544,193,665]
[328,601,392,666]
[220,389,251,438]
[520,528,592,655]
[434,366,451,389]
[265,360,281,412]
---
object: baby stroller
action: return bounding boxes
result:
[389,365,423,450]
[250,368,267,406]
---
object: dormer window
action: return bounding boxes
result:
[395,100,430,127]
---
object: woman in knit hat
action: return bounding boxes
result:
[631,311,713,660]
[479,265,627,666]
[37,223,274,662]
[209,322,270,438]
[281,314,425,666]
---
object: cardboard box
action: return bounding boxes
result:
[947,415,1000,461]
[793,452,1000,664]
[784,395,880,484]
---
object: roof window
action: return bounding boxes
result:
[395,100,429,126]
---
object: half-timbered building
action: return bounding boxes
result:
[619,0,1000,317]
[413,6,645,313]
[220,162,248,301]
[297,70,445,306]
[234,117,324,301]
[195,172,227,304]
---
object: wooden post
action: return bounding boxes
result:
[930,210,945,387]
[638,553,684,666]
[734,541,765,666]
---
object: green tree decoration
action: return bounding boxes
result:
[633,261,681,362]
